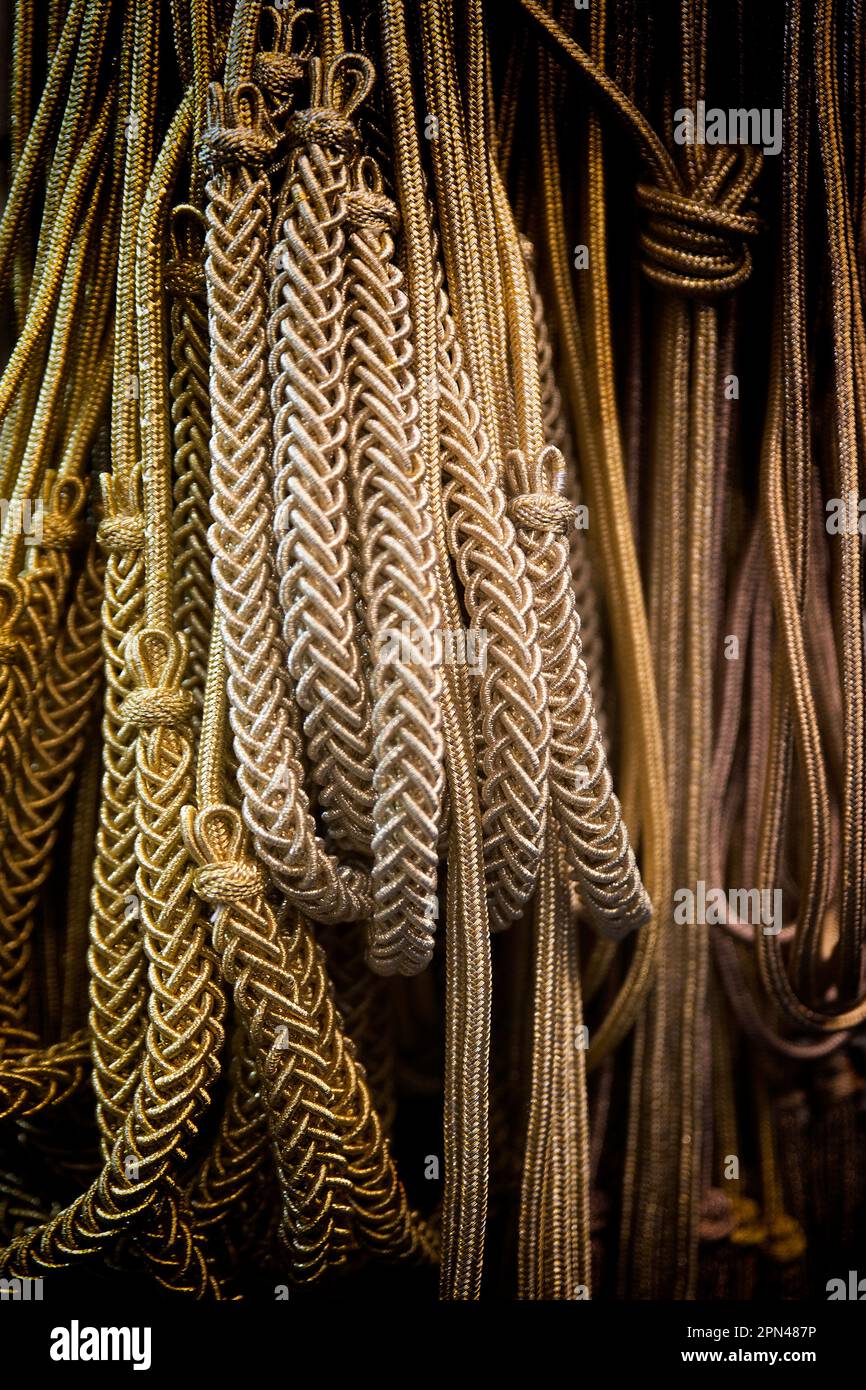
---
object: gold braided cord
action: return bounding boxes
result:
[2,0,865,1310]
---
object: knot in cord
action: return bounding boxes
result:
[201,123,276,171]
[285,106,359,155]
[636,148,762,297]
[193,860,265,905]
[344,187,399,233]
[200,82,277,173]
[507,491,574,535]
[345,154,398,233]
[252,50,307,105]
[164,256,206,302]
[97,514,145,554]
[120,688,195,730]
[38,513,83,550]
[0,632,19,664]
[505,446,572,534]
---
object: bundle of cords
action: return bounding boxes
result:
[0,0,863,1303]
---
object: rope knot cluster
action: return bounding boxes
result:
[201,82,277,172]
[636,148,762,297]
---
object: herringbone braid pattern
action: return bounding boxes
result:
[188,1027,271,1246]
[504,449,650,939]
[121,626,226,1297]
[183,803,356,1283]
[89,474,148,1155]
[269,60,376,857]
[0,535,103,1049]
[203,81,369,922]
[343,156,444,974]
[526,244,606,729]
[0,475,87,1028]
[168,214,214,722]
[0,629,224,1289]
[321,922,396,1135]
[0,1029,90,1121]
[433,229,550,933]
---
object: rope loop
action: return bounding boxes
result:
[200,81,277,172]
[181,805,263,904]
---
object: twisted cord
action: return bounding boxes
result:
[636,146,763,298]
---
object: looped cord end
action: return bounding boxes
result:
[121,627,192,728]
[194,861,265,905]
[120,687,195,730]
[166,205,207,300]
[285,105,359,155]
[181,804,264,905]
[505,446,574,534]
[253,50,307,106]
[344,189,399,233]
[38,513,84,551]
[200,81,278,172]
[508,492,574,535]
[285,52,374,153]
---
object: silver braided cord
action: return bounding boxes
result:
[268,55,377,857]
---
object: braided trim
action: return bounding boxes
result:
[343,154,444,975]
[169,208,214,723]
[526,242,608,737]
[268,74,376,856]
[88,472,148,1154]
[203,83,370,922]
[0,1029,90,1120]
[433,228,550,932]
[0,542,104,1041]
[505,448,651,939]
